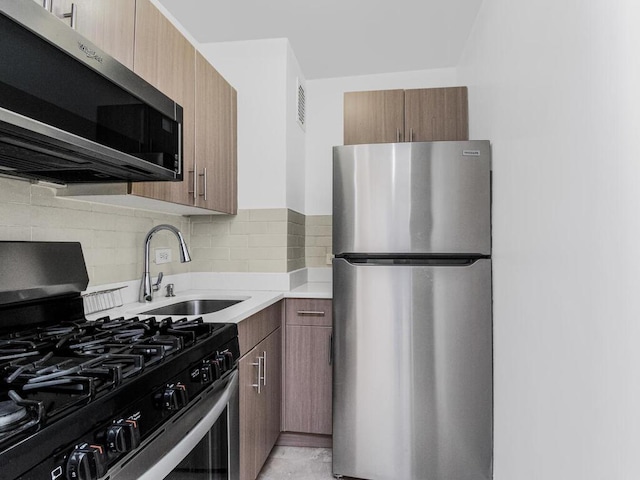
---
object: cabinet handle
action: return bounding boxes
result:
[62,3,77,30]
[251,356,263,394]
[410,128,414,142]
[396,128,401,142]
[262,350,267,387]
[297,310,325,316]
[198,168,207,201]
[42,0,53,12]
[329,334,333,366]
[187,170,197,200]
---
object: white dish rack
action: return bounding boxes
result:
[82,286,127,315]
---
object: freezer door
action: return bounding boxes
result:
[332,257,493,480]
[333,141,491,256]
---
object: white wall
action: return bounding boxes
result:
[199,39,288,210]
[304,68,458,215]
[458,1,640,478]
[285,44,307,213]
[201,39,460,216]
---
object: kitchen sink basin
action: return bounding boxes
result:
[141,299,244,316]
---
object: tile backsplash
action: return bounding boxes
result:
[306,215,332,267]
[0,177,332,286]
[189,209,309,273]
[0,177,189,286]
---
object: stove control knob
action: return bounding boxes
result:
[196,359,219,384]
[66,443,106,480]
[216,351,234,372]
[106,419,141,453]
[162,383,188,411]
[223,351,235,368]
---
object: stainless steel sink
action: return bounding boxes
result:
[141,299,244,316]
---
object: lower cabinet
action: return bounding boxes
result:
[282,299,333,439]
[238,302,282,480]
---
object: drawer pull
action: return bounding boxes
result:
[251,356,263,394]
[262,350,267,386]
[297,310,325,316]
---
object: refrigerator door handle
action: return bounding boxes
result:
[342,256,484,267]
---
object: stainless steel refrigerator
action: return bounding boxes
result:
[332,141,493,480]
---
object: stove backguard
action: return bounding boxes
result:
[0,242,89,331]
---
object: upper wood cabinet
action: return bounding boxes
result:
[404,87,469,142]
[37,0,135,68]
[131,0,237,214]
[44,0,238,215]
[344,86,469,145]
[343,89,405,144]
[195,52,238,214]
[131,0,196,207]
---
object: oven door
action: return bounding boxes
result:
[106,370,239,480]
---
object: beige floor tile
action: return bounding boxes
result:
[257,446,334,480]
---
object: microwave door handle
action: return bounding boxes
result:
[176,122,182,177]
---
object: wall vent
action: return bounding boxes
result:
[296,78,306,131]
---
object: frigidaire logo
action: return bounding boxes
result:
[77,41,103,63]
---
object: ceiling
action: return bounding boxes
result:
[157,0,484,80]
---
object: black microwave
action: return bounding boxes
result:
[0,0,182,184]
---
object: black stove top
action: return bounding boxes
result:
[0,242,240,480]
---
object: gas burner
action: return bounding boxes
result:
[0,400,28,433]
[0,391,44,447]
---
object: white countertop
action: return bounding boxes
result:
[86,281,331,325]
[286,282,332,298]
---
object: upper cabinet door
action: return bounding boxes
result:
[404,87,469,142]
[343,87,469,145]
[195,53,238,214]
[46,0,135,69]
[131,0,196,206]
[343,89,405,145]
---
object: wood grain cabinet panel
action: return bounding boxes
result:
[343,89,405,145]
[404,86,468,142]
[282,299,333,437]
[45,0,135,68]
[344,87,469,145]
[131,0,196,206]
[238,302,283,480]
[195,52,238,214]
[132,2,237,213]
[44,0,237,214]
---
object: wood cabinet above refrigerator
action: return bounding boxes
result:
[343,86,469,145]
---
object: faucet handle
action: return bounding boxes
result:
[152,272,164,292]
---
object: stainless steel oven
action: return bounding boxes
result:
[109,370,239,480]
[0,241,240,480]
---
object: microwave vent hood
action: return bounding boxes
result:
[0,0,183,184]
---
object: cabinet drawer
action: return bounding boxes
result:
[238,301,283,356]
[285,299,332,327]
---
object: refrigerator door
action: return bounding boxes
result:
[332,257,493,480]
[333,141,491,256]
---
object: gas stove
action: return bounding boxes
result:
[0,242,240,480]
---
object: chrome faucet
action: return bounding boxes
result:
[139,224,191,303]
